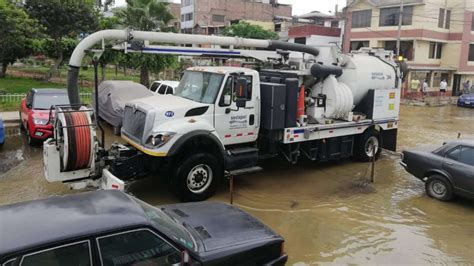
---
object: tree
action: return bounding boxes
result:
[222,21,278,40]
[116,0,176,87]
[0,2,39,78]
[25,0,99,80]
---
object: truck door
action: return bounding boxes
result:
[214,73,259,146]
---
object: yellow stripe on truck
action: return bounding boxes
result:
[121,135,167,157]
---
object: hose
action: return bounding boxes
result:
[63,111,92,171]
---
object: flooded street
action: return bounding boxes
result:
[1,105,474,264]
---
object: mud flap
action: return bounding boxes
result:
[381,129,398,152]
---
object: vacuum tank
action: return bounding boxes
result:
[308,52,398,120]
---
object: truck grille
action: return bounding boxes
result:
[123,106,147,142]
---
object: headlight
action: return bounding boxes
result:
[146,132,176,148]
[33,118,49,125]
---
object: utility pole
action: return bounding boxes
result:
[396,0,404,57]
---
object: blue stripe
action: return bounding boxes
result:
[139,47,242,55]
[294,129,305,134]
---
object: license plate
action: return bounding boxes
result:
[465,101,471,104]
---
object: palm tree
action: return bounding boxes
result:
[117,0,174,86]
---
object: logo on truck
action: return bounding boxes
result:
[165,111,175,117]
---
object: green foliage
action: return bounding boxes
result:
[25,0,99,41]
[222,22,278,40]
[116,0,174,31]
[32,38,79,60]
[0,2,40,76]
[99,15,120,30]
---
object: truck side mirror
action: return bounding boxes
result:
[235,77,248,108]
[235,77,248,100]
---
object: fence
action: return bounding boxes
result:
[0,93,92,103]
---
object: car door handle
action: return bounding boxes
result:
[445,162,454,166]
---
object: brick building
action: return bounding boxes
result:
[180,0,292,35]
[344,0,474,96]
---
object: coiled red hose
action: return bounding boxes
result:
[64,111,92,171]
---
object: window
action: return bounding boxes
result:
[165,86,174,94]
[331,20,339,28]
[384,41,414,60]
[459,147,474,166]
[21,241,91,266]
[97,229,181,266]
[447,146,461,161]
[175,71,225,104]
[240,75,253,101]
[352,10,372,28]
[150,82,161,92]
[472,13,474,31]
[429,42,443,59]
[294,37,306,45]
[158,85,167,94]
[219,76,233,106]
[33,94,70,110]
[350,41,369,51]
[274,23,282,32]
[379,6,413,26]
[182,0,192,6]
[212,14,225,23]
[438,8,445,28]
[183,13,193,21]
[438,9,451,29]
[469,44,474,62]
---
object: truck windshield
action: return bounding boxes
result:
[33,94,70,110]
[131,197,197,251]
[175,71,224,104]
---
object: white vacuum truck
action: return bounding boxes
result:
[43,30,406,201]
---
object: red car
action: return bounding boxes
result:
[20,89,70,145]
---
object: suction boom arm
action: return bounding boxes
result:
[67,29,320,104]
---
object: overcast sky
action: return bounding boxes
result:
[113,0,347,16]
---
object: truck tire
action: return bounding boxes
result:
[354,129,381,162]
[425,175,453,201]
[172,153,222,202]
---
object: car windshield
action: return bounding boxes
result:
[132,197,197,251]
[174,71,224,104]
[33,94,70,109]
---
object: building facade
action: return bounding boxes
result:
[344,0,474,96]
[180,0,291,35]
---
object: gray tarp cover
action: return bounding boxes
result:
[93,80,153,127]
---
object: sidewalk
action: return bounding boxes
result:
[0,111,20,123]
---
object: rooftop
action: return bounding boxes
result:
[347,0,424,8]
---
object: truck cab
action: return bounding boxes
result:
[121,67,262,201]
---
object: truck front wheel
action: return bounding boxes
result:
[173,153,222,202]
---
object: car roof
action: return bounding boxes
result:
[0,190,149,257]
[152,80,180,88]
[447,139,474,147]
[32,88,67,94]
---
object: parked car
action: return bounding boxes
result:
[0,115,4,146]
[93,80,154,135]
[401,140,474,201]
[149,80,180,95]
[0,190,287,265]
[20,89,70,145]
[457,93,474,108]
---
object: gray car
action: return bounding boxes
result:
[401,140,474,201]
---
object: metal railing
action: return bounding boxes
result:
[0,93,92,103]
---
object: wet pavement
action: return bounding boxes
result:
[1,105,473,264]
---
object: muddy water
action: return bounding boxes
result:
[1,105,474,264]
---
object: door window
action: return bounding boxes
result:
[97,229,181,266]
[150,82,161,92]
[158,85,167,95]
[219,76,233,106]
[446,146,461,161]
[459,147,474,166]
[20,241,91,266]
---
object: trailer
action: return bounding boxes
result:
[43,30,407,201]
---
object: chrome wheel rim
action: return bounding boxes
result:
[365,136,379,157]
[187,164,213,194]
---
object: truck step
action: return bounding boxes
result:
[228,147,259,156]
[227,166,263,177]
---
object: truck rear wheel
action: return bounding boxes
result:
[173,153,222,202]
[354,129,381,162]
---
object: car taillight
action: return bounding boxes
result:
[280,242,285,256]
